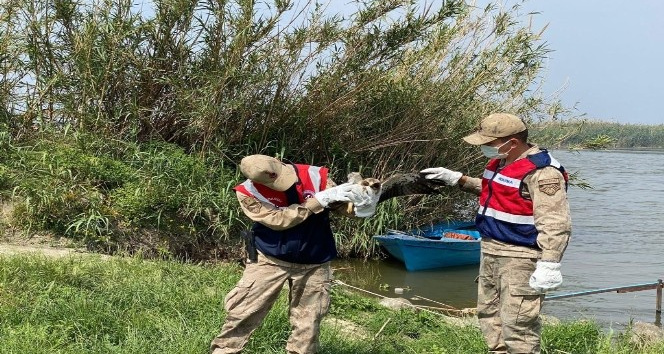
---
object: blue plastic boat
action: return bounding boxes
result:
[373,220,481,271]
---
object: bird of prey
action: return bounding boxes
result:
[346,171,448,205]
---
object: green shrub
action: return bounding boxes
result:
[4,134,245,258]
[8,139,120,238]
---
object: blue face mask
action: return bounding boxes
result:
[480,140,512,159]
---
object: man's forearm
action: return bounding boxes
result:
[238,193,319,231]
[458,175,482,196]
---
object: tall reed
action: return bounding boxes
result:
[0,0,562,258]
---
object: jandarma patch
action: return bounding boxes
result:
[242,197,262,213]
[538,178,561,196]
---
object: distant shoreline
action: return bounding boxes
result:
[555,147,664,152]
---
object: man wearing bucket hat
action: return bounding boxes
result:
[210,154,368,354]
[420,113,571,354]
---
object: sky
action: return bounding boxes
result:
[321,0,664,125]
[494,1,664,125]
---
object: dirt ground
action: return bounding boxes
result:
[0,243,87,257]
[0,199,92,257]
[0,225,91,258]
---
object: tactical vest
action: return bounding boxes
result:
[234,164,337,264]
[476,150,568,248]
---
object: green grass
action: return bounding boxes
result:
[0,254,236,353]
[1,253,663,354]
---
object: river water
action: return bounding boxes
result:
[334,149,664,328]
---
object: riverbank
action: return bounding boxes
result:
[1,246,664,353]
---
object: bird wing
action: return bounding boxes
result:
[377,173,447,203]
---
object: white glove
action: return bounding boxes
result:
[354,203,377,218]
[314,183,355,208]
[346,184,380,218]
[420,167,463,186]
[353,189,380,218]
[347,185,374,207]
[529,261,563,293]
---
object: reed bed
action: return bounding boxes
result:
[1,0,561,258]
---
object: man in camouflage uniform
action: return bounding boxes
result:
[421,113,572,354]
[210,155,367,354]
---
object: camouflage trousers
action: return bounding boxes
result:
[477,253,544,354]
[210,252,332,354]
